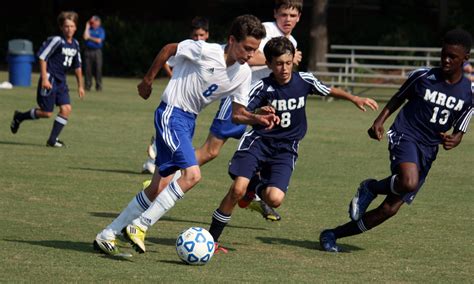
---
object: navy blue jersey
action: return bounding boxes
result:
[391,68,473,146]
[247,71,331,141]
[37,36,82,82]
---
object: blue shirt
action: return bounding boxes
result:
[247,71,331,141]
[85,27,105,49]
[391,68,473,146]
[37,36,82,82]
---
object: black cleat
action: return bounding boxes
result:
[46,138,66,148]
[319,230,341,252]
[10,111,21,134]
[248,200,282,221]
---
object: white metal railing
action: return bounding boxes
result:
[311,44,442,93]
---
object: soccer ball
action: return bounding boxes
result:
[176,227,215,265]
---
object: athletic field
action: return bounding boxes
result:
[1,72,472,282]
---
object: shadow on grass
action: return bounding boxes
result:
[147,237,176,246]
[256,237,363,252]
[89,212,267,232]
[159,260,187,265]
[69,166,143,175]
[0,140,42,147]
[4,239,133,261]
[90,212,119,218]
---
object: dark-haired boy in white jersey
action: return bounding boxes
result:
[94,15,280,256]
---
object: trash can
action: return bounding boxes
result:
[7,39,35,86]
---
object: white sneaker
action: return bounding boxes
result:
[147,136,157,159]
[93,234,132,257]
[46,138,66,148]
[142,158,155,174]
[349,179,377,221]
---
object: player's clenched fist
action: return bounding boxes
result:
[137,80,152,99]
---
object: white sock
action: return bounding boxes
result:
[30,108,38,119]
[390,175,400,195]
[97,191,151,240]
[133,181,184,231]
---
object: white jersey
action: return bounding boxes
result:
[161,39,251,114]
[251,22,298,83]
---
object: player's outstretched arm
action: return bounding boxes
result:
[231,103,280,130]
[368,93,408,141]
[74,68,85,99]
[440,131,464,150]
[83,20,90,41]
[137,43,178,100]
[329,87,379,112]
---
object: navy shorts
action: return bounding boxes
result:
[209,97,247,140]
[387,130,438,204]
[228,131,299,193]
[154,102,198,177]
[36,76,70,112]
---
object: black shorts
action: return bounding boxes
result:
[229,132,299,193]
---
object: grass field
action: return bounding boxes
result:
[0,72,472,282]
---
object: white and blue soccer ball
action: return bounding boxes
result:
[176,227,215,265]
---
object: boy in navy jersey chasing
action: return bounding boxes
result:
[208,37,378,248]
[10,11,85,147]
[320,29,473,252]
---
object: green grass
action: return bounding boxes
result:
[0,72,472,282]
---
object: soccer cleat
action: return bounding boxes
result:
[93,236,133,258]
[46,138,66,148]
[142,179,152,189]
[10,111,21,134]
[122,224,146,253]
[248,200,281,221]
[349,179,377,221]
[238,174,261,208]
[214,243,228,254]
[238,189,256,208]
[319,230,341,252]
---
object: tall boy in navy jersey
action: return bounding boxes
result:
[10,11,85,147]
[320,29,473,253]
[208,37,378,247]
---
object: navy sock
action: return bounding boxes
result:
[333,219,370,239]
[47,115,68,144]
[209,209,231,242]
[367,175,394,195]
[16,108,37,122]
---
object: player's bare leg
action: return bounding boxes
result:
[195,133,227,166]
[11,108,52,134]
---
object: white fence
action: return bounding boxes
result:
[311,45,442,93]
